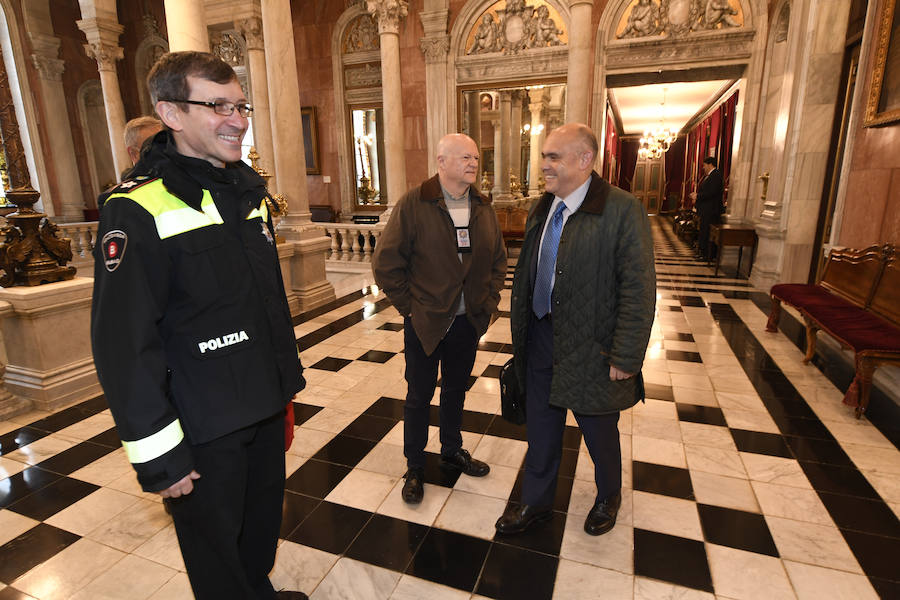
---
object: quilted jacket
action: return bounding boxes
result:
[510,172,656,414]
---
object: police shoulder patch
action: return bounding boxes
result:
[109,176,158,195]
[102,230,128,272]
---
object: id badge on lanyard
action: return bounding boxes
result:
[455,227,472,253]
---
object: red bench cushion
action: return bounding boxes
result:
[771,284,851,309]
[802,304,900,354]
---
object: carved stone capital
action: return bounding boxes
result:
[31,55,65,82]
[366,0,408,36]
[237,17,264,50]
[84,41,124,72]
[420,36,449,63]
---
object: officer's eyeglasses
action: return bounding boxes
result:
[163,99,254,118]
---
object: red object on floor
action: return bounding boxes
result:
[284,401,295,451]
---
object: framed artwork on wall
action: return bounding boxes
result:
[864,0,900,126]
[301,106,321,174]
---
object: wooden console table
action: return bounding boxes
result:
[709,225,758,277]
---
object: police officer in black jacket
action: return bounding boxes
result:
[91,52,306,600]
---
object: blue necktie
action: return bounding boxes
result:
[533,202,566,318]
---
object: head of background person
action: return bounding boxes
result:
[436,133,479,197]
[702,156,717,176]
[540,123,598,199]
[148,51,251,168]
[124,116,163,166]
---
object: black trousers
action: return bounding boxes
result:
[697,211,721,258]
[167,411,285,600]
[403,314,478,469]
[522,315,622,507]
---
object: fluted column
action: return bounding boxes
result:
[367,0,408,211]
[30,36,84,221]
[419,9,449,175]
[260,0,334,311]
[163,0,209,52]
[528,87,549,197]
[77,18,129,178]
[238,17,276,188]
[491,92,511,200]
[565,0,593,124]
[509,91,523,186]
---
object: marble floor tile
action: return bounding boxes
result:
[0,456,26,480]
[631,490,703,541]
[86,497,170,553]
[782,560,879,600]
[433,490,505,539]
[765,516,863,572]
[721,407,781,433]
[311,557,400,600]
[301,409,361,434]
[839,443,900,476]
[132,523,185,572]
[12,538,125,600]
[739,453,812,488]
[567,480,633,526]
[356,442,408,477]
[389,575,469,600]
[377,480,451,526]
[44,487,139,536]
[289,428,336,458]
[66,554,176,600]
[669,373,713,391]
[559,517,633,574]
[0,509,39,547]
[632,436,687,469]
[715,390,769,413]
[633,576,715,600]
[632,416,683,443]
[471,435,528,469]
[705,543,796,600]
[451,461,518,500]
[631,398,678,421]
[270,540,338,597]
[325,469,399,512]
[679,422,737,450]
[750,481,834,525]
[5,436,75,466]
[690,471,759,512]
[672,387,719,407]
[552,559,633,600]
[683,444,746,478]
[825,421,895,449]
[54,413,117,443]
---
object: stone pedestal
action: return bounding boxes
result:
[0,278,100,412]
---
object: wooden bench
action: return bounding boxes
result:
[495,205,528,250]
[765,244,900,418]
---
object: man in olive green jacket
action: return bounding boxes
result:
[373,134,507,504]
[496,123,655,537]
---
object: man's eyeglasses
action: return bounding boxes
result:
[162,99,254,118]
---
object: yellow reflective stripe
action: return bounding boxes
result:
[155,192,224,239]
[246,208,264,220]
[246,199,269,222]
[121,419,184,464]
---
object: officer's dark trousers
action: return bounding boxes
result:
[403,314,478,469]
[522,315,622,507]
[168,411,285,600]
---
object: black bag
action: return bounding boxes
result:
[499,358,526,425]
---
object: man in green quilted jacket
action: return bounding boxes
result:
[496,123,655,537]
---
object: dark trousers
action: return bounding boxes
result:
[697,211,721,259]
[522,315,622,507]
[167,411,285,600]
[403,314,478,469]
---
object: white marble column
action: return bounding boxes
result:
[565,0,593,124]
[528,88,548,197]
[465,91,481,158]
[238,17,276,188]
[491,92,511,199]
[163,0,209,52]
[260,0,334,311]
[367,0,408,210]
[29,36,84,221]
[419,9,449,175]
[509,91,523,185]
[77,18,130,178]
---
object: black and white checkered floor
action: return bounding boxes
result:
[1,217,898,599]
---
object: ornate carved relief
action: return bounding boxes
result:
[606,29,754,68]
[343,15,380,53]
[211,31,245,67]
[616,0,743,40]
[85,42,124,72]
[466,0,566,55]
[345,63,382,89]
[420,36,450,63]
[366,0,408,35]
[774,3,790,43]
[31,55,65,82]
[237,18,264,50]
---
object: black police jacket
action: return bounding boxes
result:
[91,131,304,492]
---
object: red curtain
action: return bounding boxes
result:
[681,90,739,209]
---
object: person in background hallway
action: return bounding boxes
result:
[690,156,725,261]
[496,123,655,537]
[124,115,163,167]
[372,133,507,504]
[91,51,306,600]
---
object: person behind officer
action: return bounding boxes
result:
[120,116,163,182]
[495,123,655,536]
[91,51,306,600]
[372,133,507,504]
[690,156,724,260]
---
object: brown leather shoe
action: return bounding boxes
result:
[495,503,552,534]
[440,448,490,477]
[402,468,425,504]
[584,492,621,536]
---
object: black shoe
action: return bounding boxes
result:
[275,591,308,600]
[402,468,425,504]
[495,503,552,534]
[584,492,621,536]
[440,448,490,477]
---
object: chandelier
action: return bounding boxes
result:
[638,88,676,160]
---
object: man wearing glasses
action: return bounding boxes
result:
[92,52,307,600]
